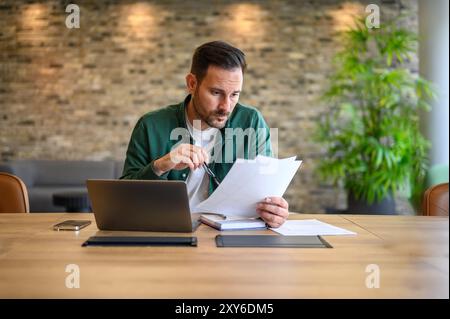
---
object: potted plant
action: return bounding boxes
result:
[316,16,436,214]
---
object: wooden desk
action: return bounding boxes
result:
[0,213,448,298]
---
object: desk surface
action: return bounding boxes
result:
[0,213,448,298]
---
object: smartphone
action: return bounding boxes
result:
[53,220,91,231]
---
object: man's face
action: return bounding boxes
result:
[189,65,243,129]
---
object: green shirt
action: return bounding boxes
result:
[121,95,273,195]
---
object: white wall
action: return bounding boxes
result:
[419,0,450,167]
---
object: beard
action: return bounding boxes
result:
[192,91,230,129]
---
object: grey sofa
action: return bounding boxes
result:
[0,160,124,212]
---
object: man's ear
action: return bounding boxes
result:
[186,73,197,94]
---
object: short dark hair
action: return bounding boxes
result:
[190,41,247,83]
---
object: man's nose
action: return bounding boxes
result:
[218,96,232,112]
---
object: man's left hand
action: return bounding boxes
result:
[256,196,289,228]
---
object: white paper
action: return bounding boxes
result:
[270,219,357,236]
[195,155,302,218]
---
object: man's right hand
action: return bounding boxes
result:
[152,143,210,176]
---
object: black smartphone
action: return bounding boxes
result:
[53,220,91,231]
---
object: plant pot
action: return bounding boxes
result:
[346,191,396,215]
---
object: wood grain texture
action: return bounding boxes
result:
[0,213,448,298]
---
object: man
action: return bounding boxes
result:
[121,41,289,228]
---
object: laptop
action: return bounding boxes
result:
[86,179,200,232]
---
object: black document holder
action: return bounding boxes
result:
[82,236,197,247]
[215,235,332,248]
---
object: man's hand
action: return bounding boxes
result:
[256,196,289,228]
[153,143,209,176]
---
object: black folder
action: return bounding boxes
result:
[215,235,332,248]
[82,236,197,247]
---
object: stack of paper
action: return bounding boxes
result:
[196,155,302,218]
[199,214,267,231]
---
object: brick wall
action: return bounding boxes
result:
[0,0,418,213]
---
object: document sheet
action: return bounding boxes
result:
[196,155,302,218]
[270,219,357,236]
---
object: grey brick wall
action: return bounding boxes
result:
[0,0,418,213]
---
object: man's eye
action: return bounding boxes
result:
[212,91,220,95]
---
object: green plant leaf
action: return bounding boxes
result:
[315,14,434,207]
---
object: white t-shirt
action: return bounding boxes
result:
[185,116,219,213]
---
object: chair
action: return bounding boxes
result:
[422,183,449,216]
[0,172,29,213]
[0,160,124,212]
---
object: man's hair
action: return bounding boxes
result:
[190,41,247,83]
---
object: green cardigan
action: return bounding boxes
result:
[121,95,273,195]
